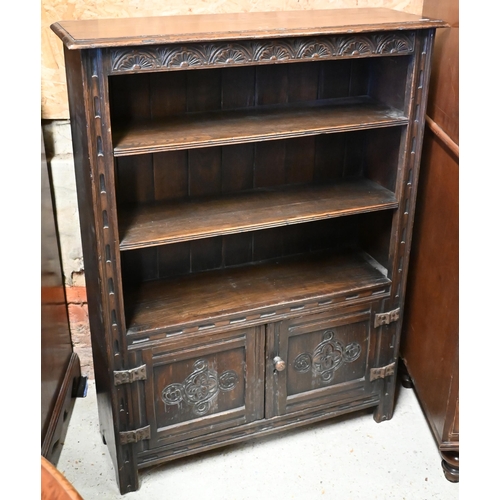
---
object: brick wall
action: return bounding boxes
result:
[65,286,93,378]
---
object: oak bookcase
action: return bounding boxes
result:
[52,9,446,493]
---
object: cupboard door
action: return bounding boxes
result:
[142,327,264,449]
[266,307,376,417]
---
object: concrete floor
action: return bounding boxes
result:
[58,379,458,499]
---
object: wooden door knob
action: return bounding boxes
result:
[273,356,286,372]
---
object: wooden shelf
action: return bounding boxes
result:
[124,250,391,336]
[118,178,398,250]
[112,97,407,156]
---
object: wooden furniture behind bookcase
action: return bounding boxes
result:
[51,9,447,494]
[400,0,459,483]
[41,130,83,465]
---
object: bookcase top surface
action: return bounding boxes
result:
[51,8,447,50]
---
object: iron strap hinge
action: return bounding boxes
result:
[119,425,151,445]
[370,362,396,381]
[374,308,400,328]
[114,364,147,385]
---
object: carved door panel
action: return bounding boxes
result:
[142,326,265,449]
[265,306,376,417]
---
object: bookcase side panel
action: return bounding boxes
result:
[65,46,140,493]
[373,29,437,422]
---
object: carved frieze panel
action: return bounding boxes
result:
[109,31,415,74]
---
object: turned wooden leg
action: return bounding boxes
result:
[441,450,459,482]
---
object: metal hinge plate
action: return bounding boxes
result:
[370,362,396,382]
[374,308,400,328]
[114,364,147,385]
[119,425,151,445]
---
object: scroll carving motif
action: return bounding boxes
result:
[110,32,415,73]
[293,330,361,383]
[161,359,239,417]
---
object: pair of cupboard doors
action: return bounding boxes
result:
[129,301,385,466]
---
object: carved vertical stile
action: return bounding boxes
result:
[83,48,140,492]
[385,30,435,309]
[394,30,435,307]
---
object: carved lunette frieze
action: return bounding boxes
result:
[109,32,415,74]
